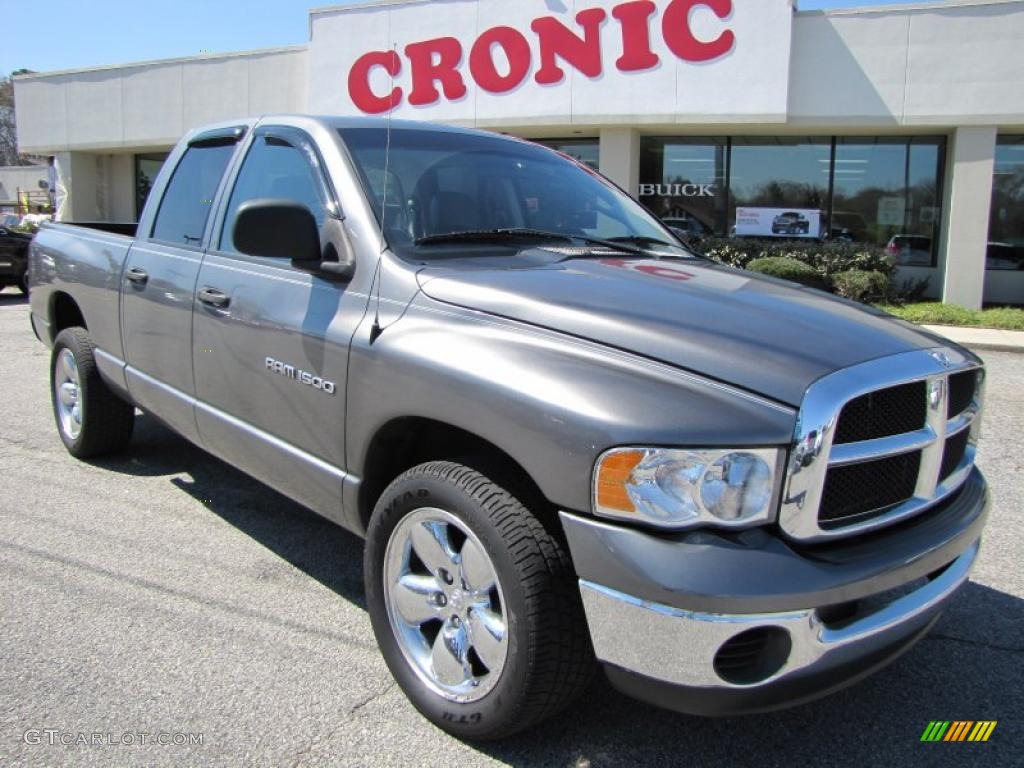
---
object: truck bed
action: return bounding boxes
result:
[29,221,137,385]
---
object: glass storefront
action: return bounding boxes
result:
[729,137,831,230]
[135,152,169,219]
[639,136,946,265]
[639,138,726,239]
[833,138,944,266]
[533,138,599,170]
[987,136,1024,271]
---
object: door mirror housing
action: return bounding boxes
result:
[233,199,355,280]
[233,199,322,263]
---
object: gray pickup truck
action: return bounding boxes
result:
[28,116,988,740]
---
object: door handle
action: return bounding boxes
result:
[125,267,149,285]
[198,287,231,308]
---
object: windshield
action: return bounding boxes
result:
[338,127,690,259]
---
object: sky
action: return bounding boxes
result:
[3,0,946,77]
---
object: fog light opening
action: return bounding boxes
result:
[713,627,792,686]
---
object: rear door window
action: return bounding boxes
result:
[151,142,236,246]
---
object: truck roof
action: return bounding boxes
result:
[184,114,516,143]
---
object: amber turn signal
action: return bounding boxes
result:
[595,449,645,514]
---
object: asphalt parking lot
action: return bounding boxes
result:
[1,287,1021,767]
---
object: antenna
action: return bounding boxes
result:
[370,45,397,345]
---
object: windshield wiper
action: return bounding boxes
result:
[414,228,645,255]
[415,228,572,246]
[606,235,689,251]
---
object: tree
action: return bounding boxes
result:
[0,69,35,166]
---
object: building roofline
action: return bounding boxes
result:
[12,44,308,81]
[794,0,1024,17]
[308,0,1024,16]
[310,0,434,16]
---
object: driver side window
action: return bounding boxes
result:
[220,133,329,255]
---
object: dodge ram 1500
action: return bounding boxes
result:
[29,116,988,740]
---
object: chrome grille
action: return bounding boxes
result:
[833,381,927,444]
[819,452,921,527]
[940,430,971,483]
[780,347,983,542]
[947,370,978,419]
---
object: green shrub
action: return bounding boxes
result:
[697,237,894,281]
[889,276,932,304]
[746,257,826,289]
[832,269,891,303]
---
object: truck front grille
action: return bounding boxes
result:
[819,452,921,527]
[940,429,971,483]
[780,348,983,542]
[948,370,978,419]
[834,381,927,444]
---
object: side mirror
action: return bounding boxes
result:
[234,199,322,263]
[233,199,355,280]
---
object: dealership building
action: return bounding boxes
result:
[13,0,1024,307]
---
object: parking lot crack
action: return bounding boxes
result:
[929,632,1024,654]
[349,680,397,714]
[284,682,398,767]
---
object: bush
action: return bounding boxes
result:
[889,276,931,304]
[832,269,891,303]
[697,237,895,281]
[747,257,827,289]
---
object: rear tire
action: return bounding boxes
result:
[364,461,593,740]
[51,327,135,458]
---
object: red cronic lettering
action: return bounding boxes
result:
[636,265,695,281]
[405,37,468,106]
[347,0,741,112]
[531,8,608,85]
[470,26,532,94]
[348,50,402,114]
[662,0,735,63]
[613,1,660,72]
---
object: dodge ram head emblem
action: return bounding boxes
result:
[930,350,954,369]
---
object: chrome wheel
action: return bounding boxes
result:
[383,507,509,703]
[55,348,82,440]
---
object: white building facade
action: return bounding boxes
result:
[13,0,1024,307]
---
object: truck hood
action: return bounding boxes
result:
[416,256,949,406]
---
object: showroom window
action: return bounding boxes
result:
[637,136,946,263]
[832,138,945,266]
[638,138,727,239]
[532,138,599,170]
[987,136,1024,271]
[135,152,169,219]
[728,137,832,237]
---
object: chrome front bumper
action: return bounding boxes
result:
[561,469,988,715]
[580,541,976,701]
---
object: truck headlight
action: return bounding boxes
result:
[593,447,784,530]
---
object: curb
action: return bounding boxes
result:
[922,325,1024,354]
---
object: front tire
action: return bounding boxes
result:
[16,270,28,295]
[51,327,135,458]
[364,461,593,740]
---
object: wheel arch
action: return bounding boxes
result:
[357,416,556,536]
[49,291,87,340]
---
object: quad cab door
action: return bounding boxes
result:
[120,129,243,442]
[191,126,367,524]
